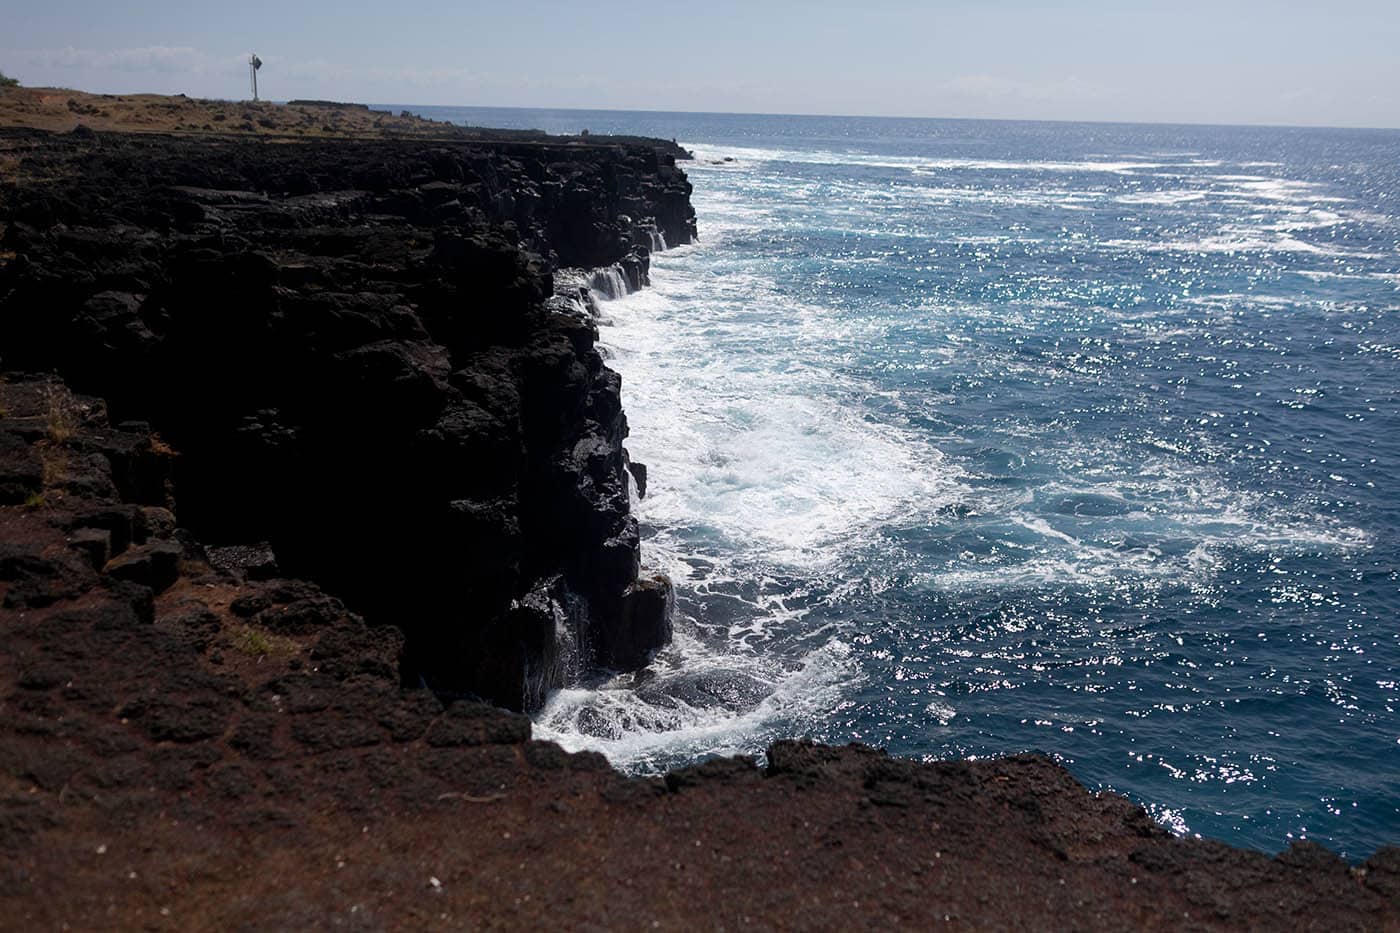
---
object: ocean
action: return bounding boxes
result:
[403,105,1400,858]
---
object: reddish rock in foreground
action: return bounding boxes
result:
[2,373,1397,929]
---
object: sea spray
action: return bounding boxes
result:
[587,265,632,301]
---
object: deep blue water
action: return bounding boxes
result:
[404,105,1400,858]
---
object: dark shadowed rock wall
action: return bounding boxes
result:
[0,128,697,710]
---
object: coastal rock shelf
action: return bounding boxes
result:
[0,127,696,709]
[0,373,1397,927]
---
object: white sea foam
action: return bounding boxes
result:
[1260,208,1345,231]
[587,264,633,301]
[912,158,1171,174]
[918,474,1369,594]
[1177,292,1295,310]
[601,268,965,570]
[910,185,1107,212]
[1210,175,1349,204]
[1115,191,1209,206]
[1101,233,1381,259]
[689,143,1194,177]
[532,634,860,771]
[1017,516,1083,547]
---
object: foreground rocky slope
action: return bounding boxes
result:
[0,125,695,709]
[1,380,1397,928]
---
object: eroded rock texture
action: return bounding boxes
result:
[0,128,696,708]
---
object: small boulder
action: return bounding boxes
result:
[103,539,182,592]
[137,506,177,540]
[70,505,142,555]
[67,528,112,570]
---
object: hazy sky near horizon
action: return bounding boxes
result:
[3,0,1398,128]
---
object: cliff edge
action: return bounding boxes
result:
[0,124,695,710]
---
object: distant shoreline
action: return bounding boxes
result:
[0,85,692,158]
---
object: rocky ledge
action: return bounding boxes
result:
[0,126,695,710]
[1,381,1397,928]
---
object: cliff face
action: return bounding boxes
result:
[0,128,697,709]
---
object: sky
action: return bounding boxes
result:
[2,0,1398,129]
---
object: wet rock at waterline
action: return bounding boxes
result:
[626,457,648,500]
[605,573,676,670]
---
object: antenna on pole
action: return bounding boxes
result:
[249,53,262,101]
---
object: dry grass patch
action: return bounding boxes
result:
[232,624,298,659]
[149,432,177,457]
[44,383,78,443]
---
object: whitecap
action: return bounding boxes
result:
[533,635,861,773]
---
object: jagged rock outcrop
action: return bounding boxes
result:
[0,128,697,710]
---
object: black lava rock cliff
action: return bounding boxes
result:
[0,127,698,710]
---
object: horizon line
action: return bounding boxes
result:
[371,101,1400,135]
[15,85,1399,133]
